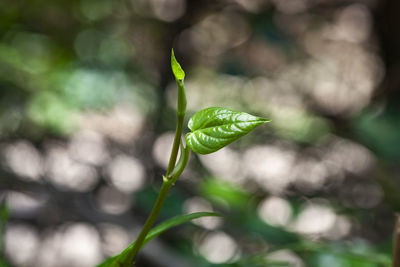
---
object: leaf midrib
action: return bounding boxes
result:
[191,119,267,132]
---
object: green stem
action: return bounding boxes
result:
[166,114,184,175]
[166,80,186,176]
[126,79,186,266]
[125,181,173,265]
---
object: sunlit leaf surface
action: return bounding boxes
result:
[186,107,269,154]
[171,49,185,81]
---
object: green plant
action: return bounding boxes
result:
[97,50,269,267]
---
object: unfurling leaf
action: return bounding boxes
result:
[186,107,269,154]
[171,49,185,81]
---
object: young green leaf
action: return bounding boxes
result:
[186,107,269,154]
[171,49,185,82]
[141,211,220,244]
[171,49,186,116]
[96,212,221,267]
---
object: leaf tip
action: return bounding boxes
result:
[186,108,271,154]
[171,49,185,81]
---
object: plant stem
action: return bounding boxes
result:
[166,80,186,176]
[125,181,173,265]
[126,79,186,266]
[166,114,184,175]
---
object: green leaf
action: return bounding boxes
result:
[96,212,221,267]
[171,49,185,81]
[186,107,269,154]
[96,256,117,267]
[142,211,220,244]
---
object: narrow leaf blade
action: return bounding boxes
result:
[186,107,269,154]
[96,212,221,267]
[171,49,185,81]
[144,212,220,245]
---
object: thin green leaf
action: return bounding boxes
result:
[171,49,185,81]
[186,107,269,154]
[96,212,221,267]
[96,256,117,267]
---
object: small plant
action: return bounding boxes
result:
[97,50,269,267]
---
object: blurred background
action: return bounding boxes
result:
[0,0,399,266]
